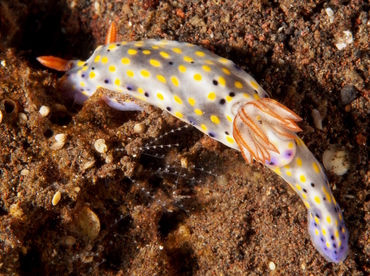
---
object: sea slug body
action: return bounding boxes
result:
[37,23,349,263]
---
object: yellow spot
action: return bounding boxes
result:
[338,240,342,247]
[226,96,233,102]
[335,230,339,238]
[250,81,259,89]
[314,216,319,224]
[143,50,151,55]
[296,184,302,191]
[89,71,96,78]
[80,82,85,87]
[326,242,330,248]
[157,93,164,100]
[175,111,183,118]
[172,48,182,53]
[286,171,292,177]
[243,93,250,98]
[194,73,202,81]
[333,196,337,205]
[315,229,319,236]
[179,65,186,73]
[108,44,116,50]
[171,76,179,86]
[194,109,203,116]
[288,142,294,149]
[174,95,183,104]
[253,94,260,100]
[335,220,338,226]
[322,228,326,236]
[327,216,331,224]
[77,61,85,66]
[296,158,302,167]
[201,124,207,131]
[160,51,170,58]
[82,91,89,96]
[302,193,307,199]
[226,115,232,122]
[226,136,235,144]
[202,65,211,72]
[159,40,167,45]
[304,201,310,209]
[210,115,220,124]
[109,65,116,72]
[82,66,88,71]
[207,92,216,100]
[339,213,342,221]
[157,75,166,83]
[313,162,320,173]
[341,226,345,233]
[137,87,144,94]
[205,60,214,65]
[235,81,243,89]
[314,196,321,204]
[218,76,226,86]
[141,70,150,78]
[121,57,130,64]
[184,56,194,63]
[152,45,159,49]
[134,42,143,47]
[273,167,281,175]
[188,98,195,106]
[150,59,161,67]
[300,175,306,183]
[222,68,231,75]
[126,70,134,78]
[195,51,205,57]
[114,79,120,86]
[219,57,228,63]
[94,55,101,63]
[322,187,332,203]
[128,49,137,55]
[284,164,290,169]
[295,138,302,146]
[101,57,108,64]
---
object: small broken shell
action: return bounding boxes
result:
[94,139,107,154]
[39,105,51,117]
[52,191,61,206]
[50,134,67,150]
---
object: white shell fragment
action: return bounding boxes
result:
[0,110,2,123]
[39,105,51,117]
[52,191,61,206]
[311,109,323,130]
[269,261,276,271]
[51,134,67,150]
[133,123,145,134]
[82,160,95,170]
[18,112,27,122]
[323,144,350,176]
[20,169,30,176]
[94,138,108,154]
[335,31,353,50]
[325,8,334,23]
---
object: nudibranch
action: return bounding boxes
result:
[38,23,349,263]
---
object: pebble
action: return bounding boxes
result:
[335,30,353,50]
[340,85,357,105]
[325,8,334,23]
[323,144,350,176]
[76,206,101,240]
[0,110,2,123]
[311,109,323,130]
[50,134,67,150]
[94,138,108,154]
[269,261,276,271]
[20,169,29,176]
[18,112,27,122]
[52,191,61,206]
[65,236,76,246]
[39,105,51,117]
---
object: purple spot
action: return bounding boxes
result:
[104,79,109,84]
[284,150,293,159]
[209,132,215,138]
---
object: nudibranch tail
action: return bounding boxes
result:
[233,98,302,164]
[269,137,349,263]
